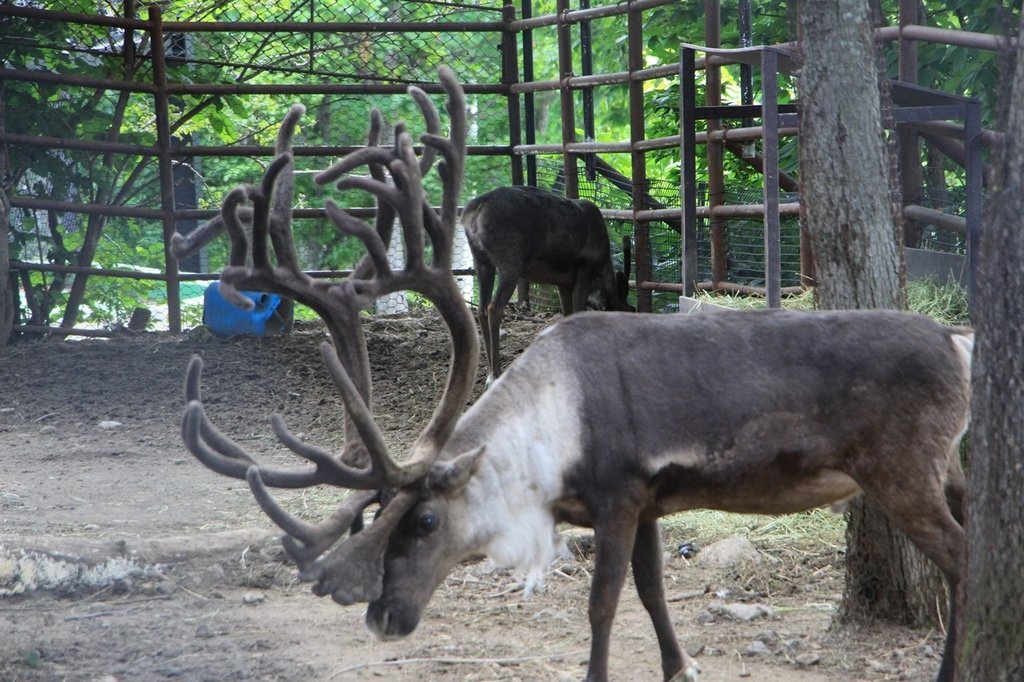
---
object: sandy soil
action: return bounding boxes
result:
[0,311,947,681]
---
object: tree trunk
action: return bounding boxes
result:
[956,14,1024,679]
[1,89,12,348]
[0,184,11,348]
[798,0,948,629]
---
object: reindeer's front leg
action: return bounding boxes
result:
[586,510,639,682]
[632,520,698,682]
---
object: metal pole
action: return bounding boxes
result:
[502,4,524,186]
[680,47,698,299]
[149,5,182,333]
[521,0,537,186]
[704,0,727,287]
[762,49,781,309]
[965,101,982,313]
[739,0,753,129]
[628,0,650,311]
[580,0,596,181]
[555,0,578,197]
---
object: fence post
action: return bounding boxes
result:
[149,4,182,333]
[628,0,651,312]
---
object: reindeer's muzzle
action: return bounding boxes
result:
[365,599,422,641]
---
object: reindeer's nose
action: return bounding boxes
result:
[366,600,419,640]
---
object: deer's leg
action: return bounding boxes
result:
[857,450,965,682]
[571,271,592,313]
[475,259,497,382]
[586,510,639,682]
[516,278,531,311]
[632,520,698,682]
[556,284,575,316]
[944,453,967,526]
[485,273,520,381]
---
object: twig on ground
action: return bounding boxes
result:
[330,649,589,678]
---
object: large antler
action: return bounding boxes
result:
[180,67,475,602]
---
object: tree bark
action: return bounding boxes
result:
[798,0,947,629]
[0,88,12,348]
[956,13,1024,679]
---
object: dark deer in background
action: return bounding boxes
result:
[462,185,633,382]
[180,70,972,682]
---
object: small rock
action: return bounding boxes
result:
[695,610,717,624]
[40,425,58,435]
[98,420,123,430]
[82,523,100,532]
[195,623,216,639]
[0,491,24,506]
[711,603,773,622]
[697,536,762,568]
[745,640,772,656]
[795,653,820,667]
[242,591,265,605]
[683,638,705,657]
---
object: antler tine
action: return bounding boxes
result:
[407,86,441,177]
[170,105,304,263]
[418,67,466,269]
[318,341,431,486]
[267,104,305,275]
[183,355,389,489]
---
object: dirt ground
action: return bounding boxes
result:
[0,310,948,682]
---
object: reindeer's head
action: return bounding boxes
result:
[591,234,635,313]
[180,68,489,639]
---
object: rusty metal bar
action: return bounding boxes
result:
[699,202,801,218]
[164,82,505,96]
[9,197,164,220]
[149,6,181,333]
[898,0,924,247]
[0,5,148,28]
[521,0,537,186]
[502,4,524,186]
[507,0,675,31]
[762,48,781,309]
[899,24,1011,52]
[904,120,1004,146]
[555,0,577,197]
[704,0,727,288]
[628,0,650,312]
[901,205,966,234]
[964,101,983,312]
[680,47,698,299]
[0,132,156,156]
[0,5,504,30]
[0,67,158,94]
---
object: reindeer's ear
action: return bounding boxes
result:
[426,446,485,494]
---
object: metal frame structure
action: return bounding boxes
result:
[679,43,984,309]
[0,0,1010,336]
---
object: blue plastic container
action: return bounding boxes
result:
[203,282,283,337]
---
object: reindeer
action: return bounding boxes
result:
[179,69,972,682]
[462,185,633,382]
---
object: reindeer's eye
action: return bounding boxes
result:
[416,511,439,536]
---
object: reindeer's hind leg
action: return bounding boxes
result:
[473,255,499,382]
[632,520,698,681]
[485,272,521,381]
[855,442,965,682]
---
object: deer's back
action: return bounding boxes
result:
[462,186,609,277]
[496,309,972,518]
